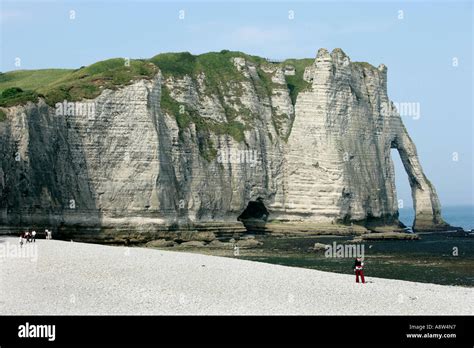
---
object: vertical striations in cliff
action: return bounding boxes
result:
[283,48,448,232]
[0,49,451,236]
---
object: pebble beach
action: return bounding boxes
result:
[0,237,472,315]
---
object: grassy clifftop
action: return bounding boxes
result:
[0,50,379,160]
[0,51,379,110]
[0,51,315,108]
[0,69,72,92]
[0,59,157,107]
[0,51,315,160]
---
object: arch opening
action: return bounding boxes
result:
[238,197,269,233]
[391,148,415,229]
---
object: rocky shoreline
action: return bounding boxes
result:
[1,219,466,246]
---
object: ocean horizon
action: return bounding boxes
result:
[399,204,474,231]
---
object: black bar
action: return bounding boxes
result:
[0,316,472,346]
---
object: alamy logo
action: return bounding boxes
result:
[0,241,37,262]
[216,149,258,166]
[324,242,364,258]
[55,100,96,118]
[18,322,56,341]
[380,101,421,120]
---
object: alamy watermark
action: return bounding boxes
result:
[217,149,258,167]
[0,241,38,262]
[324,242,365,258]
[18,322,55,341]
[381,101,421,120]
[55,100,96,119]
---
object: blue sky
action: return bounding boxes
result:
[1,0,472,210]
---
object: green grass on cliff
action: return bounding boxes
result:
[0,59,157,107]
[281,58,313,105]
[0,109,6,122]
[153,50,265,158]
[161,84,246,160]
[150,50,268,100]
[0,51,312,112]
[0,51,382,163]
[0,51,315,159]
[0,87,40,107]
[0,69,72,92]
[0,53,377,109]
[40,59,157,106]
[149,52,196,78]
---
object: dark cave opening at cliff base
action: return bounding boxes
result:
[391,148,415,228]
[238,198,269,233]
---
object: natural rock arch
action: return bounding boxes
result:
[390,134,449,232]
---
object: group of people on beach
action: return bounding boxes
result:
[19,230,36,246]
[19,229,53,247]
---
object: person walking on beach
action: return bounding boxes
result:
[31,230,36,243]
[25,231,31,243]
[45,229,53,240]
[353,257,365,284]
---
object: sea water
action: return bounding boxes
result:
[398,205,474,231]
[235,207,474,286]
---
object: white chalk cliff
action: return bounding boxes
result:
[0,48,450,240]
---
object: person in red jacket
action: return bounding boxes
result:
[353,257,365,284]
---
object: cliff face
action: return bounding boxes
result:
[0,48,449,238]
[281,49,447,232]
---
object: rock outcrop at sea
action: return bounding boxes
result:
[0,48,452,241]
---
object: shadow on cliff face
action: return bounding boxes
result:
[238,197,269,233]
[0,102,102,239]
